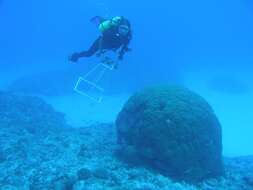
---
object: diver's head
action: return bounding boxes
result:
[111,16,122,25]
[118,24,130,36]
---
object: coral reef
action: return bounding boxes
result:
[116,85,223,183]
[0,91,252,189]
[0,91,67,134]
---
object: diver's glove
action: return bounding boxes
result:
[69,53,80,63]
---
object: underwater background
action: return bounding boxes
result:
[0,0,253,189]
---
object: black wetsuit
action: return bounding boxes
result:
[71,18,132,62]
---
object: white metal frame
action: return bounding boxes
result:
[73,61,115,103]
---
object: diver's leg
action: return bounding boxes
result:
[69,37,105,62]
[79,37,101,57]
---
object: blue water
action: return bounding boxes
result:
[0,0,253,157]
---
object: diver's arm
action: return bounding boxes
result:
[118,44,129,60]
[118,35,132,60]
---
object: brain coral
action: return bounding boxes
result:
[116,86,223,182]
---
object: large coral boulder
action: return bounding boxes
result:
[116,86,223,182]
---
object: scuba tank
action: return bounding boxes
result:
[99,16,122,33]
[99,20,113,33]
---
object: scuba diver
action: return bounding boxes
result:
[69,16,132,63]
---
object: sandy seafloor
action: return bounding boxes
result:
[0,71,253,190]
